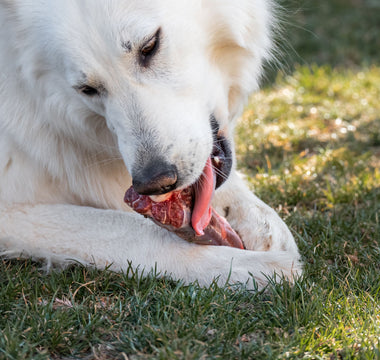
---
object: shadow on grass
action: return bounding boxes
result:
[263,0,380,84]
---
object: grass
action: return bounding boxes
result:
[274,0,380,70]
[1,0,380,359]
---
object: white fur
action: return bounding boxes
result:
[0,0,301,289]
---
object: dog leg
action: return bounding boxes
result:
[0,203,299,289]
[212,171,302,271]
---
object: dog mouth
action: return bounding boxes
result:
[124,126,243,248]
[210,129,233,190]
[145,119,232,236]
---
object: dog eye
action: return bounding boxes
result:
[78,85,99,96]
[139,29,161,66]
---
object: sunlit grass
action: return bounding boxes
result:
[237,66,380,212]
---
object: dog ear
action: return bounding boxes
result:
[203,0,274,118]
[203,0,274,49]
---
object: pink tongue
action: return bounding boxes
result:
[191,157,215,236]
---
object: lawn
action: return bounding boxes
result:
[1,0,379,359]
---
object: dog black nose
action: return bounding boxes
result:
[132,160,178,195]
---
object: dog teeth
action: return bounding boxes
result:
[213,156,220,165]
[149,193,172,202]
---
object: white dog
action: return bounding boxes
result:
[0,0,301,289]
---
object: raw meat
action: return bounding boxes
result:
[124,186,245,249]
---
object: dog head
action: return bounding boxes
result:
[6,0,273,194]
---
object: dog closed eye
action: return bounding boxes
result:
[78,85,99,96]
[139,28,161,67]
[75,83,107,97]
